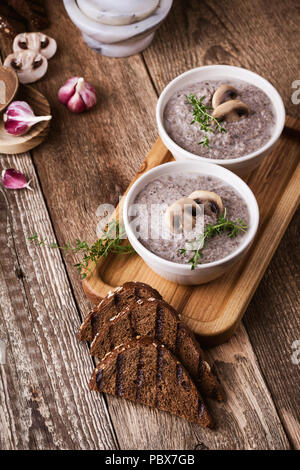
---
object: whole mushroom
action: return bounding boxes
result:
[212,84,238,109]
[13,32,57,60]
[165,197,200,233]
[189,190,223,217]
[4,50,48,84]
[212,100,249,123]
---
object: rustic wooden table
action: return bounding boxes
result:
[0,0,299,450]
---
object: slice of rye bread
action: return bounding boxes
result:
[78,282,162,342]
[89,336,213,427]
[89,297,224,401]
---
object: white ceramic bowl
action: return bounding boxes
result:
[123,161,259,285]
[156,65,285,176]
[63,0,173,57]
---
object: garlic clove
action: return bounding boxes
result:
[4,101,52,136]
[77,79,97,109]
[67,90,86,113]
[13,32,57,60]
[1,168,33,190]
[58,77,97,113]
[58,77,79,105]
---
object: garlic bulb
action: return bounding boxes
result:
[3,101,52,136]
[58,77,97,113]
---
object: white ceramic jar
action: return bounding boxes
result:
[63,0,173,57]
[156,65,285,176]
[123,161,259,285]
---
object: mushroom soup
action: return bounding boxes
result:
[132,173,249,265]
[164,79,275,159]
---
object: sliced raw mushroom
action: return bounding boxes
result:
[212,100,250,123]
[13,32,57,59]
[189,190,223,217]
[165,197,200,233]
[212,84,238,109]
[4,50,48,84]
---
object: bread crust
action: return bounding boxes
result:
[90,337,213,428]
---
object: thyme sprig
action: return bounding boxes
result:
[180,210,248,270]
[187,93,227,147]
[28,220,135,279]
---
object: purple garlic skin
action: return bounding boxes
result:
[1,168,33,190]
[58,77,97,113]
[3,101,52,136]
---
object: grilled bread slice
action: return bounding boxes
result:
[89,337,213,427]
[89,297,224,401]
[78,282,162,342]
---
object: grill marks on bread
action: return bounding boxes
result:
[136,347,144,401]
[78,282,162,342]
[155,304,164,341]
[89,297,223,401]
[115,353,124,397]
[90,337,212,427]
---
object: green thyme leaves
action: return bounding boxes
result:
[187,93,227,147]
[180,210,248,270]
[28,220,135,279]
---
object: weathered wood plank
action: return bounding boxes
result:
[107,324,290,450]
[17,1,290,449]
[0,153,117,450]
[142,0,300,448]
[0,0,295,450]
[143,0,300,119]
[243,208,300,449]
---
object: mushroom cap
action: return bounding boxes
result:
[13,32,57,60]
[212,100,250,123]
[189,190,223,217]
[212,84,238,109]
[165,197,201,233]
[4,51,48,84]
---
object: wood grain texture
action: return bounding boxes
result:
[0,153,117,450]
[0,0,298,450]
[243,209,300,449]
[143,0,300,119]
[32,3,158,313]
[142,0,300,448]
[82,119,300,347]
[106,323,290,450]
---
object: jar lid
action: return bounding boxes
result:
[77,0,160,26]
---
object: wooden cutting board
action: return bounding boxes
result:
[82,116,300,347]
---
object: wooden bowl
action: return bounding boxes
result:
[0,66,19,113]
[0,85,51,155]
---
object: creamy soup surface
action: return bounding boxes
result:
[163,79,275,159]
[132,173,249,264]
